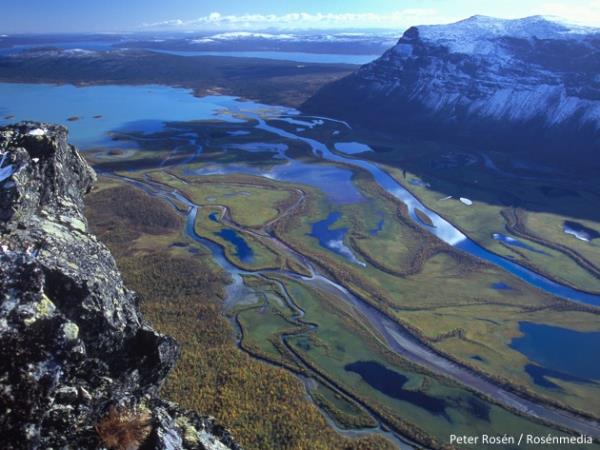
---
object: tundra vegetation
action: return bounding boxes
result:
[86,181,395,450]
[86,115,600,449]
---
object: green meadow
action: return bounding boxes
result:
[85,116,600,448]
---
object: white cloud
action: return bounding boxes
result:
[141,9,457,31]
[538,0,600,26]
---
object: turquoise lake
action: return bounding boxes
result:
[0,83,243,147]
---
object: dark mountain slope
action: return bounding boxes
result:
[304,16,600,171]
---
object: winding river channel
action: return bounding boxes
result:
[245,111,600,308]
[116,173,417,448]
[2,83,600,444]
[115,169,600,443]
[1,83,598,304]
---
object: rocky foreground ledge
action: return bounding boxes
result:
[0,123,240,450]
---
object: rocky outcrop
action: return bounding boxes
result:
[304,15,600,171]
[0,123,239,450]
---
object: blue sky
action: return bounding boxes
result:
[1,0,599,33]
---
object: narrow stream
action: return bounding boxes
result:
[245,112,600,307]
[99,94,600,443]
[115,173,600,441]
[115,173,417,448]
[5,81,599,444]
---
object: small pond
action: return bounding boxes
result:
[345,361,448,416]
[563,221,599,242]
[214,228,254,263]
[510,322,600,383]
[308,212,365,266]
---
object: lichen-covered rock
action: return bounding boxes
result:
[0,123,240,450]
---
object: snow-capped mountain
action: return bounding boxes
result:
[304,15,600,167]
[99,30,397,55]
[415,15,596,54]
[192,31,298,42]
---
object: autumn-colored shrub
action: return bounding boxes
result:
[95,406,152,450]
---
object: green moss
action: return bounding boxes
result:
[62,321,79,341]
[175,417,199,445]
[36,295,56,318]
[24,295,57,326]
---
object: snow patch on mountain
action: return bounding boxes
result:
[369,16,600,128]
[304,15,600,158]
[191,38,216,44]
[412,81,600,129]
[415,15,600,55]
[423,84,598,128]
[188,31,397,45]
[208,31,297,40]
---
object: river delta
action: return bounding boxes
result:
[2,82,599,449]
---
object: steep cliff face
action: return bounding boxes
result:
[0,123,239,450]
[304,15,600,169]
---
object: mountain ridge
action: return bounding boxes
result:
[303,15,600,171]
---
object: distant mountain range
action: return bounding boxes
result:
[304,16,600,170]
[0,31,396,56]
[114,31,396,55]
